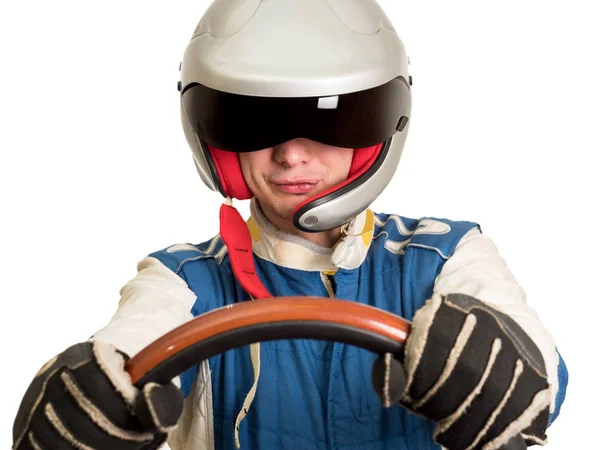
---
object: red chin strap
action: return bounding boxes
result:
[219,201,271,299]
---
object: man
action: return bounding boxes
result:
[12,1,567,449]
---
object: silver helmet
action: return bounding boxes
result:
[180,0,412,232]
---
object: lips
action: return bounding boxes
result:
[271,178,319,195]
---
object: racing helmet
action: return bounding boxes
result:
[180,0,412,232]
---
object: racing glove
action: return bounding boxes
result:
[13,340,183,450]
[372,293,551,450]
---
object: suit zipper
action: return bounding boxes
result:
[320,271,336,298]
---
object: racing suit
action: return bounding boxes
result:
[93,199,568,450]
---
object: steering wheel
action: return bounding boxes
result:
[125,296,527,450]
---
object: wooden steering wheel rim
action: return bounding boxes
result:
[124,297,528,449]
[125,296,412,388]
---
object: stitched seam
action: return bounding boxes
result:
[447,300,545,377]
[275,349,281,449]
[373,230,412,244]
[28,432,44,450]
[405,243,450,260]
[357,350,376,436]
[372,231,389,241]
[405,249,414,319]
[175,254,215,274]
[331,344,341,447]
[373,214,416,236]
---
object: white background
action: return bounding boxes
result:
[1,1,597,448]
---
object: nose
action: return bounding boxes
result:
[273,139,312,168]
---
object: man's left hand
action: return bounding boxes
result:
[372,293,551,450]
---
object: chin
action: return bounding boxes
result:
[275,204,299,221]
[270,200,300,221]
[257,190,315,223]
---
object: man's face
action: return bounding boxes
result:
[239,138,354,222]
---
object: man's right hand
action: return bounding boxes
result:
[13,340,183,450]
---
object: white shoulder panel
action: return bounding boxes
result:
[92,257,196,360]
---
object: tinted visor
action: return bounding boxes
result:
[182,77,410,152]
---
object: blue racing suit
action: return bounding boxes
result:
[93,202,568,450]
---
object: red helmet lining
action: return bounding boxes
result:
[206,145,253,199]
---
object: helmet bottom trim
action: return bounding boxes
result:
[292,140,391,232]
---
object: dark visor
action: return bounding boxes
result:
[182,77,410,152]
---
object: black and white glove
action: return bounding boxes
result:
[13,340,183,450]
[372,293,551,450]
